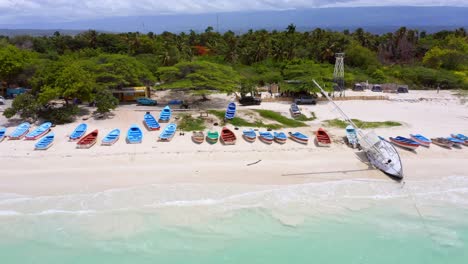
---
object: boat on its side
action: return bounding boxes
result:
[8,122,31,140]
[316,128,332,147]
[192,131,205,144]
[25,122,52,140]
[289,132,309,144]
[259,131,274,144]
[221,127,236,145]
[389,136,420,150]
[101,129,120,146]
[451,134,468,146]
[0,127,6,142]
[345,125,358,148]
[35,132,55,150]
[206,131,219,144]
[127,125,143,144]
[159,106,172,123]
[159,123,177,142]
[144,112,160,131]
[225,102,236,120]
[431,137,452,149]
[410,134,431,147]
[274,132,287,144]
[77,130,99,149]
[242,129,257,143]
[69,123,88,141]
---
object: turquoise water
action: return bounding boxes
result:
[1,177,467,263]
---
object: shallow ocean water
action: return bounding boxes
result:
[1,176,467,263]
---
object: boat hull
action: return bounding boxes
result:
[289,133,308,144]
[35,133,55,150]
[259,137,273,144]
[366,140,403,180]
[431,138,452,149]
[159,124,177,142]
[102,137,119,146]
[8,130,29,140]
[389,137,419,150]
[316,128,332,147]
[77,130,98,149]
[410,135,431,147]
[243,135,256,143]
[221,128,236,145]
[192,132,205,144]
[25,129,50,140]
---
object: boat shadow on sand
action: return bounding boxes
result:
[391,144,418,154]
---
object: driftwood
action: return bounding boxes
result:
[247,159,262,166]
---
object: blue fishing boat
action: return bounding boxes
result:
[451,134,468,146]
[127,125,143,144]
[410,134,432,147]
[345,125,358,148]
[259,131,274,144]
[274,132,287,144]
[289,132,309,144]
[242,129,257,143]
[144,112,160,130]
[35,132,55,150]
[389,136,420,151]
[8,122,30,140]
[159,106,172,123]
[159,123,177,142]
[0,127,6,142]
[447,137,464,148]
[225,102,236,120]
[69,123,87,141]
[101,129,120,146]
[25,122,52,140]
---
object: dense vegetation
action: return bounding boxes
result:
[0,26,467,122]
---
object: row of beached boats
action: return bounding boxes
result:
[2,117,466,152]
[190,127,333,146]
[343,125,468,151]
[385,134,468,151]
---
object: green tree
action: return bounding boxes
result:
[95,89,119,114]
[157,61,241,96]
[3,93,41,120]
[346,42,379,68]
[0,45,31,88]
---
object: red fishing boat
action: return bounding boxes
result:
[221,127,236,145]
[316,128,332,147]
[76,129,98,149]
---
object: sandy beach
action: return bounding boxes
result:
[1,90,467,195]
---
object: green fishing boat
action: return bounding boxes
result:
[206,130,219,144]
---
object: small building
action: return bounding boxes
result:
[111,87,151,102]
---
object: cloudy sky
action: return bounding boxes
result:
[0,0,467,24]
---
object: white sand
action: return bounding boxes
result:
[0,90,467,196]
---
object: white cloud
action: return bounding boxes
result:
[0,0,466,23]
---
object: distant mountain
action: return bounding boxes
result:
[1,6,467,35]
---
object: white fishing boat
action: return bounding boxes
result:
[313,80,403,180]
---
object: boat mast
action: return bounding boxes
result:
[312,80,358,129]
